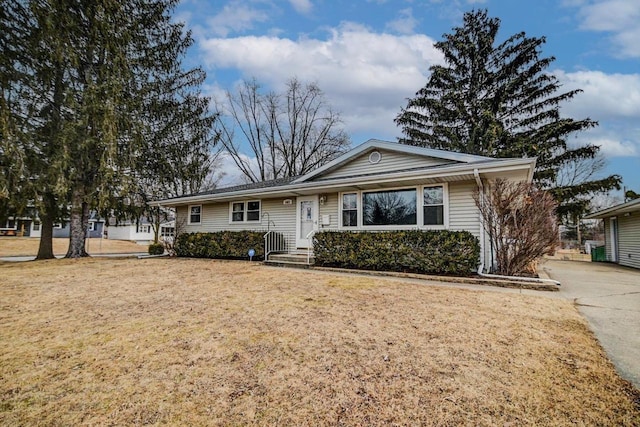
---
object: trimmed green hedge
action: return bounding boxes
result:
[175,231,265,260]
[313,230,479,276]
[148,243,164,255]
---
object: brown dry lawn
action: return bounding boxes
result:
[0,237,144,257]
[1,258,638,426]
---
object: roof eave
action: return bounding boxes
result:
[291,139,494,183]
[154,158,535,207]
[584,198,640,219]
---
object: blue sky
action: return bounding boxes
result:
[175,0,640,196]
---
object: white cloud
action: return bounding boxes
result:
[385,8,419,35]
[215,151,260,187]
[574,0,640,58]
[207,2,270,37]
[589,138,638,157]
[555,70,640,158]
[555,70,640,119]
[200,23,442,139]
[289,0,313,14]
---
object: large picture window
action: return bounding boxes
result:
[189,205,202,224]
[342,193,358,227]
[423,185,444,225]
[363,189,417,226]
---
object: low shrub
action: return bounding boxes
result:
[148,243,165,255]
[313,230,479,276]
[175,231,265,260]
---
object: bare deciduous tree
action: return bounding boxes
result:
[475,179,559,276]
[217,77,350,183]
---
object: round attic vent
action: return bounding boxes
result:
[368,150,381,164]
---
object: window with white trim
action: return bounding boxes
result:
[54,223,63,229]
[88,222,96,232]
[33,221,41,231]
[188,205,202,224]
[230,201,261,223]
[137,224,150,233]
[231,202,244,222]
[423,185,444,225]
[247,201,260,221]
[341,193,358,227]
[339,184,448,229]
[2,219,16,229]
[363,189,417,226]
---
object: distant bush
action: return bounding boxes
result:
[313,230,479,276]
[148,243,165,255]
[175,231,264,260]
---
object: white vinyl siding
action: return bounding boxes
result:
[604,220,612,261]
[617,214,640,269]
[319,193,339,229]
[179,199,296,238]
[447,181,480,239]
[319,149,454,180]
[176,182,486,259]
[107,225,132,240]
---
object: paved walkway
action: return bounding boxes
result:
[543,259,640,390]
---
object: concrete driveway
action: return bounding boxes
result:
[543,259,640,390]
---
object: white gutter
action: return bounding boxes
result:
[474,169,485,274]
[473,169,560,287]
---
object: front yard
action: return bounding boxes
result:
[0,237,144,257]
[1,258,638,425]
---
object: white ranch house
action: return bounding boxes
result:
[156,139,536,271]
[105,219,175,244]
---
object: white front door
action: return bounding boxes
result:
[296,195,318,248]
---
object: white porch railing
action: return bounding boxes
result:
[264,230,286,260]
[264,229,321,263]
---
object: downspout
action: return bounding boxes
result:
[473,169,560,287]
[474,169,486,274]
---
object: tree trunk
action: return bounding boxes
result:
[35,193,57,260]
[36,215,55,260]
[66,188,90,258]
[153,214,160,244]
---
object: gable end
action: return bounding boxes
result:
[311,149,457,181]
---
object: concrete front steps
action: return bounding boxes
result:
[264,252,314,268]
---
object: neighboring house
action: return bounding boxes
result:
[1,209,104,238]
[155,139,536,271]
[52,217,105,238]
[585,198,640,269]
[106,218,174,244]
[0,217,41,237]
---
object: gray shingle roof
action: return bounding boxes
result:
[165,176,300,200]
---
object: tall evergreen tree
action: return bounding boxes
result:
[1,0,70,259]
[128,67,221,243]
[1,0,217,258]
[395,9,620,219]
